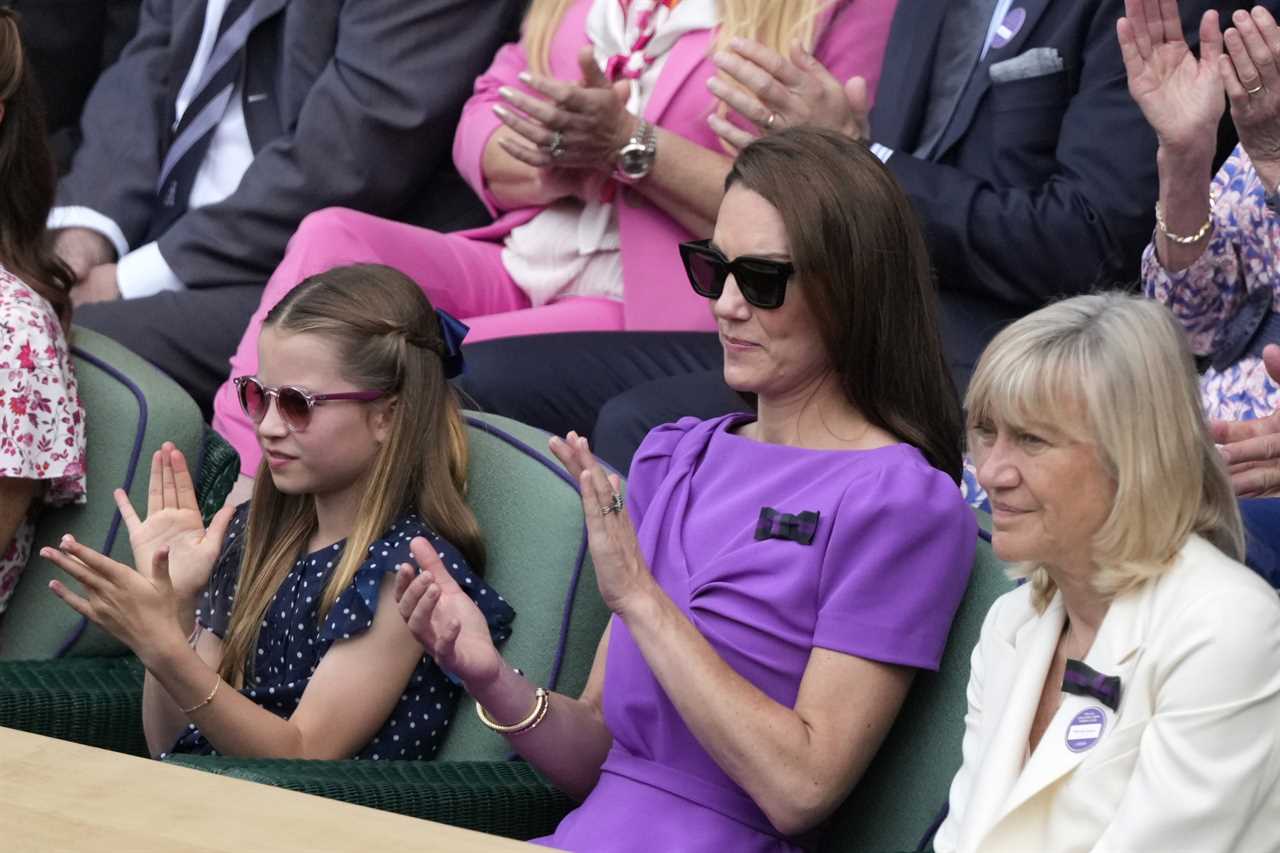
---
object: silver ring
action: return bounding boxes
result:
[548,130,566,159]
[599,493,625,516]
[1247,83,1265,95]
[765,112,778,130]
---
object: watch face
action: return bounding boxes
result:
[620,143,652,178]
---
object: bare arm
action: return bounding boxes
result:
[617,579,912,835]
[467,623,615,800]
[396,543,615,800]
[142,625,224,757]
[628,127,729,239]
[46,540,426,760]
[1116,1,1226,271]
[0,478,39,561]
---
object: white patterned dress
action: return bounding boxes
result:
[0,265,86,616]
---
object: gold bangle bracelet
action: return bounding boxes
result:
[476,687,549,735]
[180,675,221,715]
[1155,201,1213,245]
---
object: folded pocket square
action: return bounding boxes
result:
[990,47,1064,83]
[755,507,820,545]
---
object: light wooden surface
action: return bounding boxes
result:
[0,727,539,852]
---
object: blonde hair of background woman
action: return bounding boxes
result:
[522,0,832,76]
[219,265,484,689]
[965,292,1244,611]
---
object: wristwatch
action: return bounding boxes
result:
[614,119,657,184]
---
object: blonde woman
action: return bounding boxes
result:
[43,265,514,760]
[935,293,1280,853]
[210,0,897,487]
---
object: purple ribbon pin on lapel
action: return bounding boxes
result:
[989,6,1026,51]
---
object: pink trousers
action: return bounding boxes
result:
[211,207,624,473]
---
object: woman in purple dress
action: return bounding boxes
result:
[394,127,978,851]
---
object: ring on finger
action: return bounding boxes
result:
[1247,82,1266,95]
[546,130,567,159]
[765,112,778,131]
[599,492,625,516]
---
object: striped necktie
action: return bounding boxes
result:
[148,0,281,239]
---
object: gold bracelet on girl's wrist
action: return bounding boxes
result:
[476,687,550,736]
[1155,200,1212,245]
[180,675,221,715]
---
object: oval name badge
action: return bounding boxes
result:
[990,7,1026,51]
[1065,706,1106,753]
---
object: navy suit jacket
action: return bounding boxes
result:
[57,0,523,289]
[871,0,1246,388]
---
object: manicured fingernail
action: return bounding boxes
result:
[706,77,723,92]
[518,71,532,84]
[493,104,510,118]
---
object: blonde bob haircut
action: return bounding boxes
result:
[521,0,833,76]
[965,292,1244,611]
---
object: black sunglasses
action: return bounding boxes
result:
[678,239,795,309]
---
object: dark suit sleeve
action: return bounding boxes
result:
[884,1,1245,308]
[886,2,1151,307]
[55,0,173,249]
[156,0,522,289]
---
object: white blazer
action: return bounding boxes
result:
[934,535,1280,853]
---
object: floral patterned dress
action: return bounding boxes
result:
[1142,144,1280,422]
[0,264,86,614]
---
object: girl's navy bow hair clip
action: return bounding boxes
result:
[437,309,469,379]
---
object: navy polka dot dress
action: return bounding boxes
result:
[170,504,515,760]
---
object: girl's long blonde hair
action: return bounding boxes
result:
[218,264,484,688]
[522,0,835,76]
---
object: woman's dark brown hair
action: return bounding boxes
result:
[0,8,72,326]
[725,127,964,481]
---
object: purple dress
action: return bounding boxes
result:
[537,414,976,852]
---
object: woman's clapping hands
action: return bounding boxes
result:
[493,46,637,173]
[547,432,655,617]
[1118,0,1225,156]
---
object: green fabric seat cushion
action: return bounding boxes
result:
[438,413,611,761]
[819,514,1012,852]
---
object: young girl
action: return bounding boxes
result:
[44,264,513,760]
[0,9,85,617]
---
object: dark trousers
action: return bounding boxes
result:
[456,332,745,472]
[74,285,265,419]
[9,0,140,173]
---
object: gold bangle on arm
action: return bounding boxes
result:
[180,675,221,715]
[476,687,550,736]
[1155,201,1213,245]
